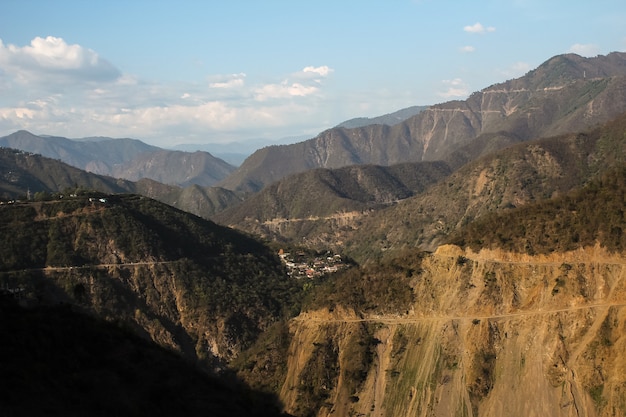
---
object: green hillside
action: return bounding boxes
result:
[449,166,626,254]
[0,194,302,365]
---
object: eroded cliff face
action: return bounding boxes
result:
[280,245,626,417]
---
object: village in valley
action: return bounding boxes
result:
[278,248,351,279]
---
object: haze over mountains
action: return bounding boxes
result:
[0,130,236,187]
[3,51,626,416]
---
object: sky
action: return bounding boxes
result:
[1,0,625,148]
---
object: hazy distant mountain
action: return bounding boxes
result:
[107,149,234,187]
[0,131,235,187]
[335,105,429,129]
[219,52,626,193]
[173,105,428,166]
[172,135,310,166]
[0,148,240,218]
[0,147,138,198]
[1,130,159,167]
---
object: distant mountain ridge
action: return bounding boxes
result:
[172,106,428,167]
[335,105,429,129]
[213,110,626,263]
[0,130,235,187]
[342,110,626,262]
[219,52,626,193]
[0,147,241,218]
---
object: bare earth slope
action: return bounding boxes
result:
[281,245,626,417]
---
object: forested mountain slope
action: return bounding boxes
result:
[341,110,626,262]
[0,195,301,368]
[213,161,451,243]
[214,111,626,263]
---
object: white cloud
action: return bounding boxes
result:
[0,36,120,83]
[567,43,600,57]
[209,73,246,89]
[0,38,342,145]
[460,45,476,53]
[253,65,332,101]
[498,61,532,78]
[255,81,319,101]
[302,65,333,77]
[463,22,496,34]
[438,78,469,98]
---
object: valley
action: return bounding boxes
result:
[3,52,626,416]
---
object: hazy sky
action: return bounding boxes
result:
[1,0,625,147]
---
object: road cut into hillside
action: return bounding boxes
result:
[281,244,626,417]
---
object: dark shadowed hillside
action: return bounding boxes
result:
[0,297,286,417]
[0,195,302,367]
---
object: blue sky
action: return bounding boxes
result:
[1,0,625,147]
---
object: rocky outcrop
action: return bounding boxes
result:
[279,245,626,416]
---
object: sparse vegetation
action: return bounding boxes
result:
[294,335,340,417]
[0,195,305,367]
[302,249,421,314]
[449,166,626,254]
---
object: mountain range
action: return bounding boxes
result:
[3,51,626,416]
[0,130,236,187]
[334,105,428,129]
[218,52,626,193]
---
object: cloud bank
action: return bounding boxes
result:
[0,36,121,83]
[0,37,342,145]
[568,43,600,57]
[438,78,469,98]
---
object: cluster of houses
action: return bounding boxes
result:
[278,249,350,279]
